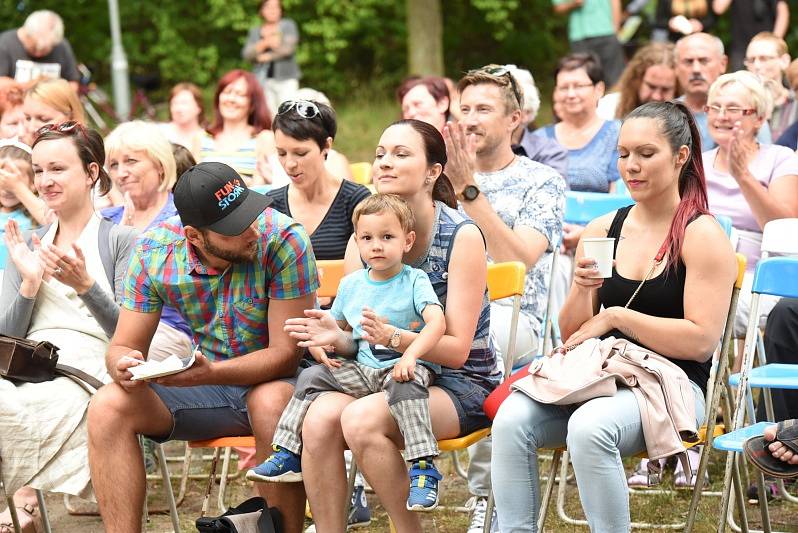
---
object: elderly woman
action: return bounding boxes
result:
[158,82,206,159]
[703,70,798,337]
[287,119,498,531]
[102,121,192,361]
[397,76,451,133]
[200,69,287,188]
[0,122,135,533]
[598,42,678,120]
[493,100,737,532]
[535,53,621,193]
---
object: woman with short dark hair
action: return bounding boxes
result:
[267,99,370,261]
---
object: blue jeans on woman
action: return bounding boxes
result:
[490,384,705,532]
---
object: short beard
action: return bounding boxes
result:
[201,235,258,264]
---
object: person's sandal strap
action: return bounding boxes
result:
[775,420,798,454]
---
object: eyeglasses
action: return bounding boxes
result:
[277,100,320,119]
[467,65,523,108]
[34,120,86,139]
[743,55,780,66]
[704,104,757,118]
[555,82,595,94]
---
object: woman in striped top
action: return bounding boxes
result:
[199,69,288,188]
[267,99,370,261]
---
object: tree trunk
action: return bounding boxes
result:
[406,0,444,76]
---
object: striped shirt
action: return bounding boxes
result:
[122,208,318,360]
[267,180,371,260]
[199,132,258,179]
[410,201,500,387]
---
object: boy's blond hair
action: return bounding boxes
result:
[352,193,414,234]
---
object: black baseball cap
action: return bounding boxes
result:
[174,162,272,236]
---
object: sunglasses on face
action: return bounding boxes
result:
[277,100,320,119]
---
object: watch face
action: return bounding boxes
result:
[463,185,479,201]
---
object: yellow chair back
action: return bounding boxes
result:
[486,261,526,301]
[317,259,345,298]
[349,162,372,185]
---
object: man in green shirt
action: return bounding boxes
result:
[553,0,625,86]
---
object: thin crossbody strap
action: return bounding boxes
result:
[624,240,669,309]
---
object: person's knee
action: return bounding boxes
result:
[340,401,382,450]
[248,380,294,421]
[566,411,612,457]
[302,400,344,453]
[87,383,136,435]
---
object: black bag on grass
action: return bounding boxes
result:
[195,496,282,533]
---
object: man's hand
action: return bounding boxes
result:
[114,351,146,391]
[393,353,417,382]
[442,121,479,197]
[153,351,215,387]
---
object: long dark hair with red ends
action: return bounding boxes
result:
[207,70,272,137]
[623,100,710,272]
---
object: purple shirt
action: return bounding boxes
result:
[102,194,192,338]
[704,144,798,270]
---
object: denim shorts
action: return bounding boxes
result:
[435,374,495,437]
[147,371,301,443]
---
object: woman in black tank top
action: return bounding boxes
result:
[491,101,737,532]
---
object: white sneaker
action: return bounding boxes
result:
[466,496,498,533]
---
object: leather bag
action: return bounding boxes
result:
[0,334,104,390]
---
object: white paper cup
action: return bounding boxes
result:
[582,238,615,278]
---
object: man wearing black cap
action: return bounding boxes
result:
[87,162,318,533]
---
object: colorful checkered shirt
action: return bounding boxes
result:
[122,208,318,361]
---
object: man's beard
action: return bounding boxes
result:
[203,238,258,264]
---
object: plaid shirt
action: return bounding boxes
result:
[122,208,318,360]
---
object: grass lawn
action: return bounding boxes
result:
[44,444,798,532]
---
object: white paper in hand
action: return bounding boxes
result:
[129,352,196,381]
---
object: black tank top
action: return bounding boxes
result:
[598,206,710,393]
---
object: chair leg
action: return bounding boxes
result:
[344,457,358,531]
[483,490,496,531]
[155,444,181,533]
[35,490,52,533]
[538,449,561,532]
[200,447,222,518]
[450,450,468,480]
[217,447,233,513]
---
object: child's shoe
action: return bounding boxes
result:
[406,459,442,511]
[246,445,302,482]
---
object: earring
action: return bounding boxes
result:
[424,177,431,185]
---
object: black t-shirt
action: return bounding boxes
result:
[730,0,782,51]
[0,29,79,82]
[267,180,371,260]
[597,206,711,394]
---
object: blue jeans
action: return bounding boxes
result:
[490,384,705,532]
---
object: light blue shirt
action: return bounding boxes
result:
[330,264,442,369]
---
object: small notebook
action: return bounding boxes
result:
[129,352,196,381]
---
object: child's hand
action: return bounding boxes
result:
[393,353,417,382]
[309,346,341,369]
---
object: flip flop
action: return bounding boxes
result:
[744,419,798,480]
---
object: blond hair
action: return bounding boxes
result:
[709,71,773,120]
[104,121,177,192]
[749,31,788,56]
[352,193,414,234]
[458,66,522,114]
[25,78,85,123]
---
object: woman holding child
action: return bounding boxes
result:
[490,101,737,532]
[279,118,499,531]
[0,122,135,532]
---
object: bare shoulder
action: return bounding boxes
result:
[582,211,616,239]
[682,214,736,276]
[255,130,276,153]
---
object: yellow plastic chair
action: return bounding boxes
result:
[184,260,345,517]
[349,162,372,185]
[537,254,746,531]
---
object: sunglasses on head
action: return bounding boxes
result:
[467,65,523,108]
[277,100,320,119]
[35,120,85,138]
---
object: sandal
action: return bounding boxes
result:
[744,419,798,480]
[0,502,41,533]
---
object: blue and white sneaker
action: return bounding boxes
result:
[246,445,302,482]
[347,485,371,528]
[406,459,442,511]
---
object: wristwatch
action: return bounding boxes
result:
[388,327,402,349]
[460,184,481,202]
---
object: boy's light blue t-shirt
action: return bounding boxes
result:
[330,264,442,369]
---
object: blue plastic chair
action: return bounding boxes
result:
[564,191,634,225]
[614,178,631,197]
[715,214,733,239]
[714,257,798,531]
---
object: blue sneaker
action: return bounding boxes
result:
[246,445,302,482]
[347,485,371,528]
[406,459,442,511]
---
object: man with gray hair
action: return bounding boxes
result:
[675,32,770,149]
[0,10,79,85]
